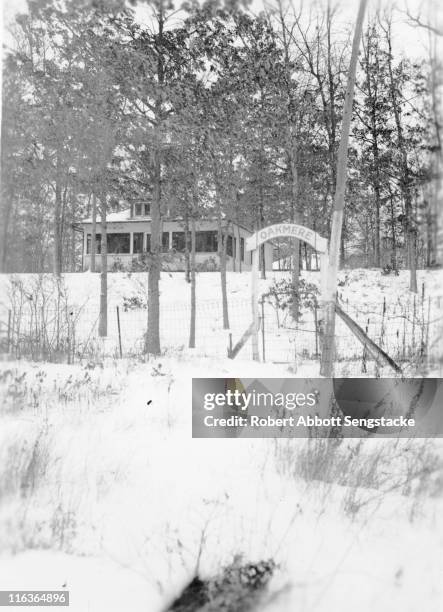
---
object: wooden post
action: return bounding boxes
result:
[229,322,257,359]
[336,304,402,374]
[314,298,319,358]
[251,248,259,361]
[319,252,329,329]
[261,297,266,362]
[320,0,368,377]
[116,306,123,358]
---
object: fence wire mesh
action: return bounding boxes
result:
[0,291,441,372]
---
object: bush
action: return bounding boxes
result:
[110,257,126,272]
[167,556,276,612]
[263,277,319,322]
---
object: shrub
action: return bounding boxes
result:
[167,556,276,612]
[110,257,126,272]
[263,277,319,323]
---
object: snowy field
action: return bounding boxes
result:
[0,269,442,611]
[0,357,442,611]
[0,268,442,375]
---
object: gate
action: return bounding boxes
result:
[259,290,321,364]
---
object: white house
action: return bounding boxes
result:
[78,202,274,272]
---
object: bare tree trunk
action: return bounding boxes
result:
[218,216,230,330]
[70,223,76,272]
[362,26,382,267]
[61,185,68,272]
[290,152,301,321]
[189,216,196,348]
[384,17,417,292]
[184,209,190,283]
[426,200,433,267]
[146,5,165,355]
[54,152,63,276]
[427,29,442,265]
[320,0,368,377]
[388,187,398,272]
[340,220,346,265]
[259,119,266,280]
[98,197,107,337]
[0,193,12,272]
[277,1,302,318]
[326,3,338,195]
[0,114,12,272]
[91,192,97,272]
[373,192,381,267]
[237,224,242,273]
[146,145,162,354]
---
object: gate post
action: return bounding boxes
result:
[251,248,259,361]
[319,252,330,318]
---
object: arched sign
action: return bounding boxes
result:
[248,223,328,361]
[246,223,328,254]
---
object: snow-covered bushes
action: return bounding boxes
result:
[2,276,92,362]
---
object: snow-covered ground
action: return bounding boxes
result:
[0,357,442,611]
[0,269,442,611]
[0,268,442,375]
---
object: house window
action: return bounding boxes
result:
[146,234,151,252]
[133,202,150,216]
[196,231,218,253]
[226,235,236,258]
[133,232,144,254]
[240,237,245,262]
[107,233,130,254]
[87,233,101,254]
[172,231,189,252]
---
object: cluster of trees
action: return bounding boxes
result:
[1,0,440,353]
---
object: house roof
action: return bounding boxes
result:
[79,208,254,235]
[81,209,133,223]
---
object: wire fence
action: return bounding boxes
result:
[0,289,441,372]
[260,290,442,371]
[0,297,251,361]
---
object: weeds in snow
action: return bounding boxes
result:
[273,437,443,520]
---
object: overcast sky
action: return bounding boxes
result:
[0,0,441,63]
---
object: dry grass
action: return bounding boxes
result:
[273,436,443,520]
